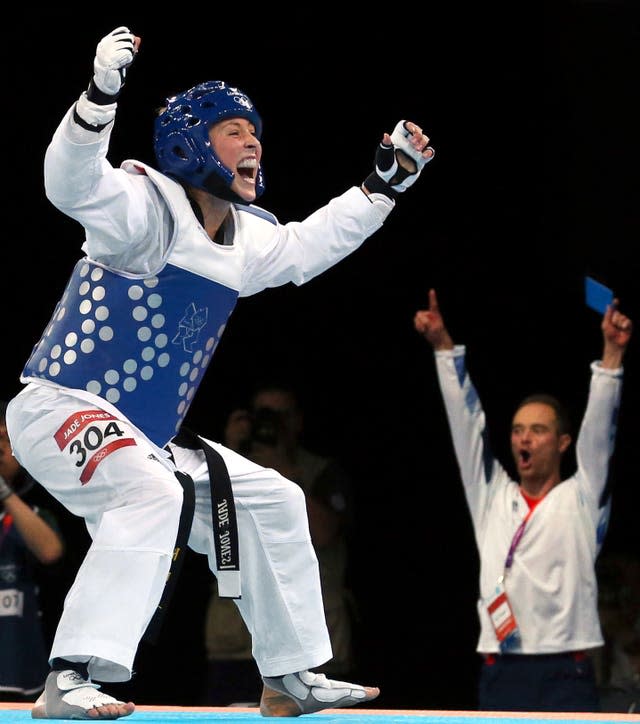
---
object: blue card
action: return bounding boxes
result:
[585,276,613,314]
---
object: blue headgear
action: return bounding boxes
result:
[153,80,265,202]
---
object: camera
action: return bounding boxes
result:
[250,407,285,447]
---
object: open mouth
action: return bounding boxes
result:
[237,158,257,183]
[520,450,531,463]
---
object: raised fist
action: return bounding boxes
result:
[92,26,138,98]
[364,120,434,200]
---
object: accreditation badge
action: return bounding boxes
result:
[486,577,520,652]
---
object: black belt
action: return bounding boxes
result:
[169,426,240,597]
[144,427,241,644]
[144,469,195,644]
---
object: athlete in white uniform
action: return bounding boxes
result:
[414,288,632,712]
[5,27,435,720]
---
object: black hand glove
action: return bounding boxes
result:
[364,120,434,200]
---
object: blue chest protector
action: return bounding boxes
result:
[22,258,239,448]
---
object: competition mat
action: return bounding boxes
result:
[0,705,637,723]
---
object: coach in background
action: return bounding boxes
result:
[413,289,632,712]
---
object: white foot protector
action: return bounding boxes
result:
[32,670,133,720]
[261,670,379,716]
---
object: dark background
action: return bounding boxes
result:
[3,2,639,710]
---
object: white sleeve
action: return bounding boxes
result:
[574,361,623,506]
[434,345,508,524]
[43,104,171,272]
[239,187,393,296]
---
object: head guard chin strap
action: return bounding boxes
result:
[153,80,265,203]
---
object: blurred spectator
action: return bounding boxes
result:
[592,550,640,714]
[202,382,357,705]
[0,401,64,702]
